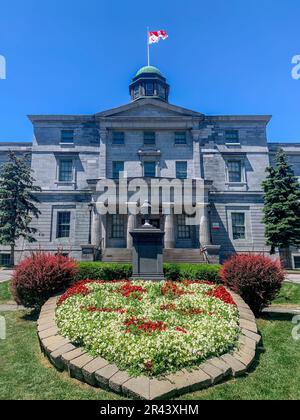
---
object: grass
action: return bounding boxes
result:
[1,279,299,400]
[0,281,12,304]
[0,310,299,400]
[273,282,300,306]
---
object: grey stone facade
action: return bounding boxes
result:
[0,66,299,265]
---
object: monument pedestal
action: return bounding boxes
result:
[130,225,165,281]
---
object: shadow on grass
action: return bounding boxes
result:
[21,309,39,322]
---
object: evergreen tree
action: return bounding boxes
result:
[262,149,300,254]
[0,152,41,266]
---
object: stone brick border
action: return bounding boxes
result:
[38,289,260,400]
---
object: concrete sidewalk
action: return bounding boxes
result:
[285,273,300,284]
[0,269,13,283]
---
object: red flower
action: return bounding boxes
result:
[81,306,126,314]
[160,303,176,311]
[176,327,188,334]
[206,286,236,305]
[144,360,153,371]
[124,317,167,334]
[57,280,91,306]
[116,283,147,299]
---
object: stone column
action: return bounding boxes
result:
[192,129,201,179]
[127,214,136,249]
[91,209,101,247]
[164,211,175,249]
[98,129,108,178]
[199,203,211,247]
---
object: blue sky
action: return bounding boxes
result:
[0,0,299,142]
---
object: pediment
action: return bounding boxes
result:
[96,99,203,119]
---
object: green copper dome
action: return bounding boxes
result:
[135,66,162,77]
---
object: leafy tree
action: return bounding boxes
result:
[262,149,300,254]
[0,152,41,266]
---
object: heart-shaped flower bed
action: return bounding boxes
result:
[56,280,240,377]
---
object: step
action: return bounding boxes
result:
[102,249,132,263]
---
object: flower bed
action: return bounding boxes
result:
[56,280,240,377]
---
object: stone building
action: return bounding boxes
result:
[1,66,300,266]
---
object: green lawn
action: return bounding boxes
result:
[0,281,12,304]
[0,310,299,400]
[273,282,300,305]
[1,280,299,400]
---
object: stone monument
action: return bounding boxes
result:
[130,203,165,281]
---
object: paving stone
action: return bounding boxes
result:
[95,364,119,388]
[38,326,58,340]
[83,357,110,386]
[149,378,177,400]
[42,335,70,353]
[239,334,257,350]
[109,371,132,393]
[240,319,258,333]
[200,361,224,384]
[208,357,232,376]
[69,354,95,380]
[166,368,212,394]
[239,343,256,357]
[239,310,256,322]
[50,343,76,370]
[38,314,55,325]
[232,350,255,369]
[38,321,56,332]
[220,354,247,377]
[241,328,261,344]
[61,348,86,366]
[122,376,150,399]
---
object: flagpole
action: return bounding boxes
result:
[147,27,150,66]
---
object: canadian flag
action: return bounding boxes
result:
[148,30,168,44]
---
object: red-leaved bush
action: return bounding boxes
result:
[12,252,78,309]
[220,254,285,315]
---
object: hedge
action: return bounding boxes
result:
[76,262,221,283]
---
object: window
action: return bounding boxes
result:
[57,212,71,238]
[225,130,239,144]
[175,132,187,145]
[144,161,156,177]
[134,85,140,99]
[112,132,125,145]
[294,256,300,269]
[0,254,10,266]
[111,215,125,239]
[112,161,124,179]
[228,160,242,183]
[144,131,156,145]
[177,215,191,239]
[145,82,154,96]
[59,159,73,182]
[176,161,187,179]
[232,213,246,240]
[61,130,74,144]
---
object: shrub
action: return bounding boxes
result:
[12,252,78,310]
[76,262,221,283]
[76,262,132,282]
[220,254,285,314]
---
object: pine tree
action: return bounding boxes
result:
[0,152,41,266]
[262,149,300,254]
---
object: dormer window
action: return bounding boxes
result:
[112,131,125,145]
[225,130,239,144]
[144,131,156,146]
[145,82,154,96]
[61,130,74,144]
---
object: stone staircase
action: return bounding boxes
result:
[163,249,206,264]
[101,248,132,263]
[101,248,205,264]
